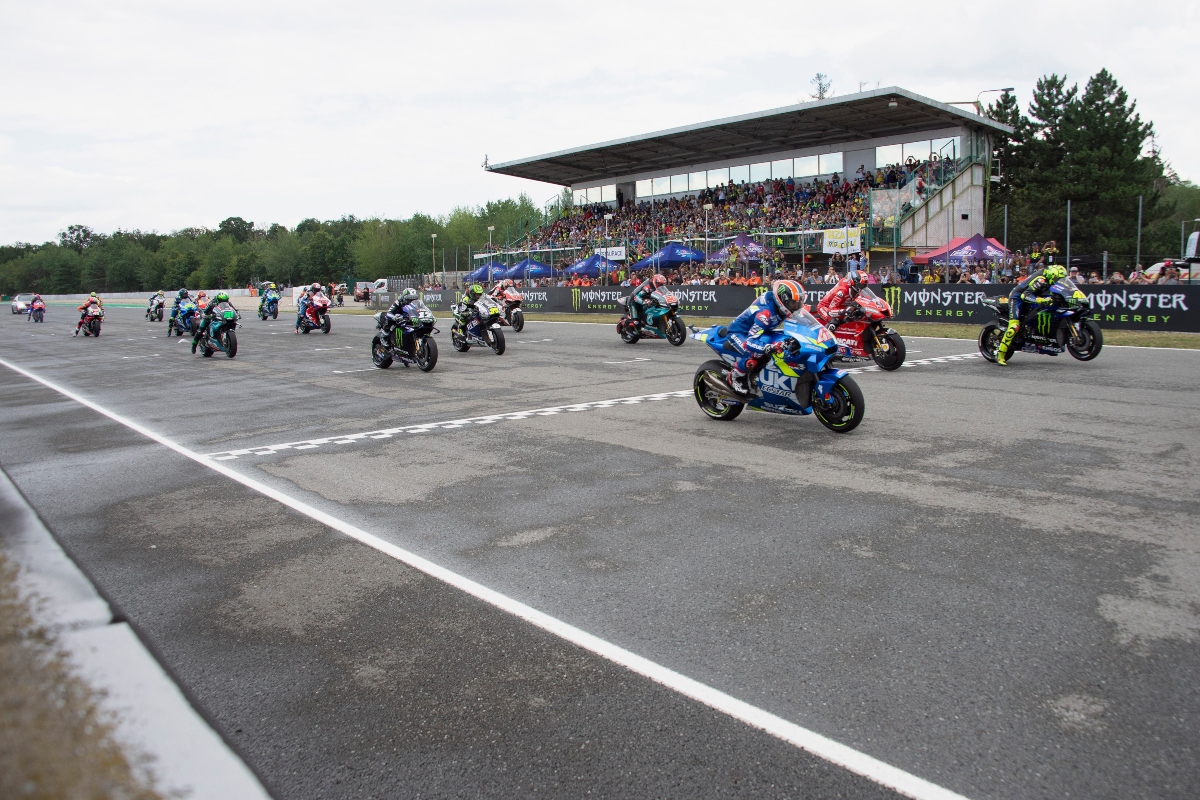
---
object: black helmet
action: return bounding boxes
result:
[400,288,419,304]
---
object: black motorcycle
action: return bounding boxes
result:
[372,301,439,372]
[979,278,1102,363]
[195,302,240,358]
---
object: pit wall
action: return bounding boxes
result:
[401,285,1200,332]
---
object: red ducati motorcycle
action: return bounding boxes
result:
[299,293,332,334]
[826,287,906,370]
[495,287,525,332]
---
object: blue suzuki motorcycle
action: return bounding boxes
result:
[690,306,865,433]
[168,300,199,337]
[258,289,280,321]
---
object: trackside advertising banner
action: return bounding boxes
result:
[415,285,1200,331]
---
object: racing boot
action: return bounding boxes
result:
[727,368,749,395]
[191,335,199,353]
[996,320,1019,366]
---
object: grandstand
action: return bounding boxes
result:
[486,87,1012,268]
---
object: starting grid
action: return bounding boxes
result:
[206,352,983,461]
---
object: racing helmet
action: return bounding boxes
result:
[90,292,98,298]
[214,291,230,303]
[178,288,190,298]
[1043,264,1067,282]
[650,274,667,288]
[465,283,483,302]
[849,271,868,289]
[399,288,419,304]
[311,282,322,292]
[772,279,803,315]
[268,282,276,290]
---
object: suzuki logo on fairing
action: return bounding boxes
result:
[758,370,795,396]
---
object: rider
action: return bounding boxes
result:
[27,293,43,319]
[814,271,867,329]
[997,264,1066,366]
[258,282,279,316]
[147,289,165,317]
[627,273,667,327]
[378,288,421,353]
[195,290,208,310]
[489,278,515,300]
[294,282,322,333]
[170,288,191,329]
[192,291,233,353]
[456,284,485,333]
[73,292,103,336]
[724,279,804,394]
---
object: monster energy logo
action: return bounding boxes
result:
[1036,310,1052,337]
[883,285,901,313]
[754,286,769,298]
[571,288,581,311]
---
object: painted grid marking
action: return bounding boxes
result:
[204,390,693,460]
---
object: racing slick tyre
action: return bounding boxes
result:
[618,318,640,344]
[322,315,331,334]
[666,317,686,346]
[371,335,393,369]
[978,322,1004,363]
[693,360,744,421]
[871,330,906,370]
[223,330,237,358]
[1066,319,1103,361]
[89,320,101,337]
[488,327,506,355]
[813,376,864,433]
[511,309,525,333]
[450,324,470,352]
[416,337,438,372]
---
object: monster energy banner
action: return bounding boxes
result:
[415,285,1200,331]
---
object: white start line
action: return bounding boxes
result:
[0,354,970,800]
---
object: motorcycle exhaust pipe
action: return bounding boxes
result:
[701,370,743,400]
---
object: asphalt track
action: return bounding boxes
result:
[1,306,1198,799]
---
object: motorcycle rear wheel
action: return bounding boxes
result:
[511,309,525,333]
[813,376,864,433]
[417,337,438,371]
[666,317,686,346]
[371,336,393,368]
[489,327,506,355]
[693,360,744,421]
[450,324,470,352]
[978,323,1004,363]
[619,318,640,344]
[871,330,906,370]
[1067,320,1103,361]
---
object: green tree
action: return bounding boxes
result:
[217,217,255,244]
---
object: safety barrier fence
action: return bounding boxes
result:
[384,285,1200,332]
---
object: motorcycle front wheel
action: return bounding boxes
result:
[450,324,470,352]
[511,309,525,333]
[813,376,864,433]
[871,329,906,370]
[223,330,237,358]
[1067,319,1103,361]
[417,337,438,372]
[371,335,393,368]
[89,321,101,337]
[666,317,686,346]
[489,327,506,355]
[693,360,744,421]
[978,322,1004,363]
[322,315,331,334]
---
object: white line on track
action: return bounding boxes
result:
[517,338,554,343]
[332,368,377,374]
[314,346,353,351]
[0,354,969,800]
[842,352,982,374]
[604,357,651,364]
[203,390,693,459]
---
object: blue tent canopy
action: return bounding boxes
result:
[629,242,706,271]
[564,254,614,278]
[465,260,507,282]
[503,257,555,279]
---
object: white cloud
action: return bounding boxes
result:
[2,0,1195,242]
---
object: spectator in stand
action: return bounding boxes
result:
[1108,272,1126,285]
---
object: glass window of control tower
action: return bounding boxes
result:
[635,179,652,198]
[707,168,729,188]
[730,165,750,184]
[772,159,793,179]
[689,171,706,190]
[795,155,818,177]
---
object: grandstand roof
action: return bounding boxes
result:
[486,87,1013,186]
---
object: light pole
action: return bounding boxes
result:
[947,88,1015,115]
[1135,195,1143,273]
[486,226,495,282]
[604,213,613,285]
[431,233,437,285]
[703,203,713,260]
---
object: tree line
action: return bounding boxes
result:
[985,69,1198,261]
[0,193,566,296]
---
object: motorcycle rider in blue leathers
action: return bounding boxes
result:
[169,288,191,329]
[258,282,280,317]
[724,280,804,394]
[295,282,320,333]
[997,264,1066,366]
[378,288,421,353]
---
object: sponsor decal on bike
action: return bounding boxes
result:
[758,369,795,397]
[1036,310,1053,337]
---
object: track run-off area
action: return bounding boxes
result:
[2,306,1198,799]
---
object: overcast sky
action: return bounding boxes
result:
[2,0,1195,244]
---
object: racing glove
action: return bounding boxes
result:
[1036,296,1053,305]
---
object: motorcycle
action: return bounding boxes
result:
[495,287,525,332]
[298,293,332,334]
[371,300,439,372]
[451,295,506,355]
[28,298,45,323]
[258,289,280,321]
[146,297,164,322]
[195,301,240,358]
[169,300,200,337]
[690,305,865,433]
[80,305,104,337]
[978,278,1102,363]
[825,287,906,370]
[617,291,686,346]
